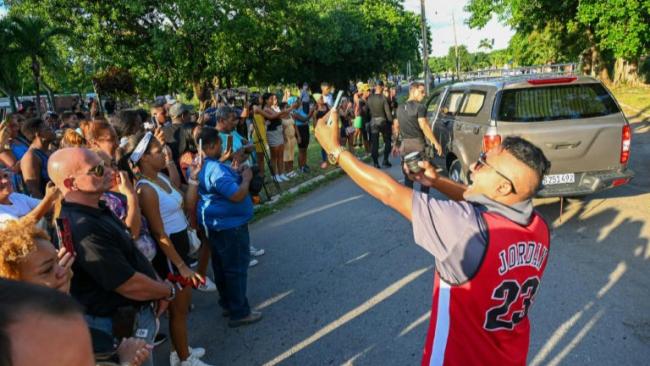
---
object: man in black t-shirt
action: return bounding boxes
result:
[394,82,443,193]
[367,81,394,168]
[48,147,174,366]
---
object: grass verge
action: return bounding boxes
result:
[610,85,650,116]
[252,168,346,223]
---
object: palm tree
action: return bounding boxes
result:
[479,38,494,51]
[0,17,22,113]
[7,15,67,115]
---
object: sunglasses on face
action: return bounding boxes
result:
[476,152,517,194]
[87,160,105,177]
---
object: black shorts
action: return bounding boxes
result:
[340,118,350,138]
[297,124,310,149]
[151,229,192,284]
[361,121,370,141]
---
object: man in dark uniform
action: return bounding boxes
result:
[366,81,394,168]
[393,82,443,193]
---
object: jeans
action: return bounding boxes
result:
[208,224,252,320]
[85,305,157,366]
[370,118,391,164]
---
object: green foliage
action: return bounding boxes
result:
[0,13,69,112]
[464,0,650,84]
[5,0,422,97]
[577,0,650,60]
[428,47,511,73]
[0,17,23,109]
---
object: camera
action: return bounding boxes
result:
[249,166,263,196]
[403,151,423,174]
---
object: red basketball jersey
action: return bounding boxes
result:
[421,211,550,366]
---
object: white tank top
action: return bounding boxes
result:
[137,173,187,235]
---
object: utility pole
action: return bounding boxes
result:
[420,0,430,94]
[452,10,460,80]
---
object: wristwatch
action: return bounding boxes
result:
[165,281,177,301]
[327,146,348,165]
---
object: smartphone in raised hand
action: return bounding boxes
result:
[55,218,75,255]
[226,134,234,152]
[327,90,344,126]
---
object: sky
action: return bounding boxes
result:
[403,0,514,57]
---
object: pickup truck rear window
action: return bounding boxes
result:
[497,84,620,122]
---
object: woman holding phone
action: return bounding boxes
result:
[120,131,212,366]
[259,93,291,183]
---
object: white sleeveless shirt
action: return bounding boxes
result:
[137,173,187,235]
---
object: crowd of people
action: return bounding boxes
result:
[0,79,411,366]
[0,76,555,366]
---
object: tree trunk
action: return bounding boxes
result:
[192,80,212,112]
[613,57,641,86]
[31,57,42,116]
[9,95,17,113]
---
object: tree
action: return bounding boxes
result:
[478,38,493,51]
[6,15,67,114]
[0,18,22,112]
[577,0,650,85]
[446,45,472,73]
[465,0,650,85]
[6,0,423,97]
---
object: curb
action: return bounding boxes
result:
[253,168,342,210]
[253,151,375,212]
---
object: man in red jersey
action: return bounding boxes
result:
[314,109,551,366]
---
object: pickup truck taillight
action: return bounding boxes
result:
[483,127,502,152]
[620,125,631,164]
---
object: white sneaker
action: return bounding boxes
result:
[280,174,290,181]
[170,347,207,366]
[180,357,215,366]
[250,246,265,257]
[196,277,217,292]
[249,259,259,267]
[287,170,298,178]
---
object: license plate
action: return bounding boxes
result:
[543,173,575,185]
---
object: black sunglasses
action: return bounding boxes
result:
[476,152,517,194]
[87,160,105,178]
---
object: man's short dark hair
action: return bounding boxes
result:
[409,81,425,91]
[197,127,221,149]
[0,279,83,366]
[20,118,45,142]
[112,109,145,138]
[501,136,551,182]
[320,81,330,89]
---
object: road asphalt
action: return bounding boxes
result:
[155,110,650,365]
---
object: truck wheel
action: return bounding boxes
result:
[449,159,467,184]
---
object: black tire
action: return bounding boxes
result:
[448,159,468,184]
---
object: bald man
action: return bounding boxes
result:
[314,112,551,366]
[49,148,174,366]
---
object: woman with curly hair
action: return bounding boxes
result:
[0,219,74,293]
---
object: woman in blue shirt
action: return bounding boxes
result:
[195,128,261,327]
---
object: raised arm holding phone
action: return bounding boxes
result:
[314,106,553,366]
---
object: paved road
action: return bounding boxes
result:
[155,111,650,365]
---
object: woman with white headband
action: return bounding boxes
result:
[120,131,212,366]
